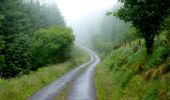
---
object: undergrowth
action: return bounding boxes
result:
[95,40,170,100]
[0,47,89,100]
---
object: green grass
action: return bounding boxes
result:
[0,47,89,100]
[95,44,170,100]
[95,62,116,100]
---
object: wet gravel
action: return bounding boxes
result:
[27,46,99,100]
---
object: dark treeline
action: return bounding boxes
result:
[0,0,74,78]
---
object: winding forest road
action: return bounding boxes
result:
[27,46,100,100]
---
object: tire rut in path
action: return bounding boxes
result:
[67,48,100,100]
[27,46,98,100]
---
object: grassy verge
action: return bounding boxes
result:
[95,44,170,100]
[0,46,89,100]
[95,62,115,100]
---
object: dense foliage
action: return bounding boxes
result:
[93,4,170,100]
[116,0,170,53]
[31,26,74,70]
[0,0,74,78]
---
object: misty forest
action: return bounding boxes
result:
[0,0,170,100]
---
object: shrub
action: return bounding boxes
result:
[31,26,74,70]
[1,34,32,77]
[0,26,75,78]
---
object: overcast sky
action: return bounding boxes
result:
[41,0,118,24]
[53,0,118,25]
[40,0,118,42]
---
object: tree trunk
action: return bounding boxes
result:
[139,39,141,46]
[145,34,154,54]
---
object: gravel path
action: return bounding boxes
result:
[27,46,100,100]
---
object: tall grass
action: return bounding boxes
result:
[95,63,115,100]
[95,42,170,100]
[0,47,89,100]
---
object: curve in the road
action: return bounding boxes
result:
[27,46,99,100]
[67,47,100,100]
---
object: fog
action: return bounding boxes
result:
[55,0,118,44]
[70,9,108,44]
[40,0,118,44]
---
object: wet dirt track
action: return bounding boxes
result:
[27,46,100,100]
[67,47,100,100]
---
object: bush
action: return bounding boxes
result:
[1,34,32,77]
[0,26,75,78]
[31,26,74,70]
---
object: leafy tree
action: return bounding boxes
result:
[1,34,32,77]
[31,26,74,70]
[0,0,73,78]
[115,0,170,53]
